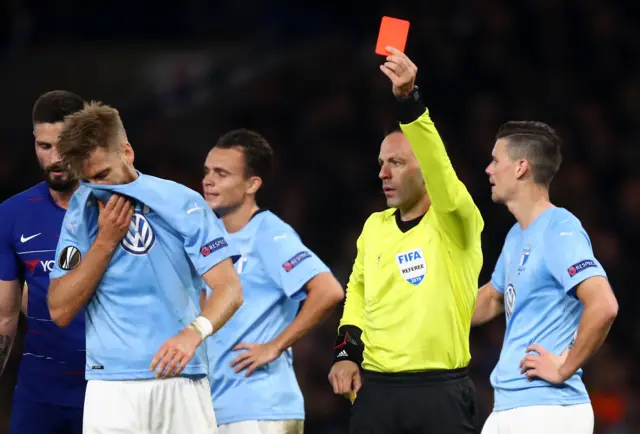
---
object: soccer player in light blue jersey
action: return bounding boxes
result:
[47,102,244,434]
[472,121,618,434]
[201,129,344,434]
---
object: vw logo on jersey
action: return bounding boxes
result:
[505,283,516,322]
[396,248,426,285]
[121,212,155,255]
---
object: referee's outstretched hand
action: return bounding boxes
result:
[328,360,361,397]
[379,46,417,98]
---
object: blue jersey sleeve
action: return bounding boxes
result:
[179,194,238,276]
[0,202,19,281]
[544,223,607,294]
[256,226,330,299]
[490,250,506,294]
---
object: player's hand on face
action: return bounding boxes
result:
[379,46,417,98]
[96,194,134,250]
[519,344,570,385]
[150,326,203,378]
[230,342,282,377]
[328,360,362,396]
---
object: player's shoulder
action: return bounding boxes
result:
[142,174,205,207]
[0,182,49,214]
[252,210,301,241]
[545,207,586,234]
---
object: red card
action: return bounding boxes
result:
[375,16,410,55]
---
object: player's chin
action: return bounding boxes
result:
[47,175,77,192]
[490,191,505,204]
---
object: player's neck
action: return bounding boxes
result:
[508,186,553,230]
[49,183,79,210]
[222,200,259,234]
[399,193,431,221]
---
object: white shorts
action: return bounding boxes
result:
[218,420,304,434]
[482,404,594,434]
[83,376,217,434]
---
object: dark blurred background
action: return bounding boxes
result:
[1,1,638,433]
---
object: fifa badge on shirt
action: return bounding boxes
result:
[395,248,426,285]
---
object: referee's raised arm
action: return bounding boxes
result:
[329,47,483,434]
[383,46,483,249]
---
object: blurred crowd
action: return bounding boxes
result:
[1,1,639,433]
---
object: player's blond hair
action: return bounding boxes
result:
[57,101,128,177]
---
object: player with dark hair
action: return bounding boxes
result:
[328,48,484,434]
[473,121,618,434]
[202,129,344,434]
[0,90,86,434]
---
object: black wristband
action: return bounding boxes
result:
[333,325,364,365]
[395,85,426,125]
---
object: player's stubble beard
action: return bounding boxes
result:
[42,162,78,193]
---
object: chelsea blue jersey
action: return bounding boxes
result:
[0,182,86,407]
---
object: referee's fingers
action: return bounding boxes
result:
[329,373,341,394]
[353,371,362,393]
[338,372,353,394]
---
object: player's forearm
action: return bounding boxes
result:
[471,284,504,326]
[272,273,344,352]
[558,301,618,380]
[0,280,25,375]
[48,239,114,327]
[0,317,19,376]
[200,260,243,335]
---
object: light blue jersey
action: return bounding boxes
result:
[51,173,237,381]
[205,210,329,424]
[490,207,606,410]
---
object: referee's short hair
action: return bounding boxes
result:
[384,122,403,138]
[32,90,85,124]
[214,129,274,182]
[497,121,562,187]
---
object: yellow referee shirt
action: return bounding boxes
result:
[340,108,484,373]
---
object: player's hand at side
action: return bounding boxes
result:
[231,342,282,377]
[379,46,417,98]
[519,344,570,384]
[96,194,134,250]
[328,360,362,396]
[150,326,202,378]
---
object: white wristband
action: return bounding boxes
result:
[190,316,214,340]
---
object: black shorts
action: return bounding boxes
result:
[350,368,478,434]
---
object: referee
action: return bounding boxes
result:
[328,48,484,434]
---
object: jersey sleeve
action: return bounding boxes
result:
[178,194,239,276]
[339,221,366,331]
[0,202,19,281]
[257,224,330,299]
[490,250,506,294]
[400,106,483,249]
[544,224,607,294]
[50,200,88,280]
